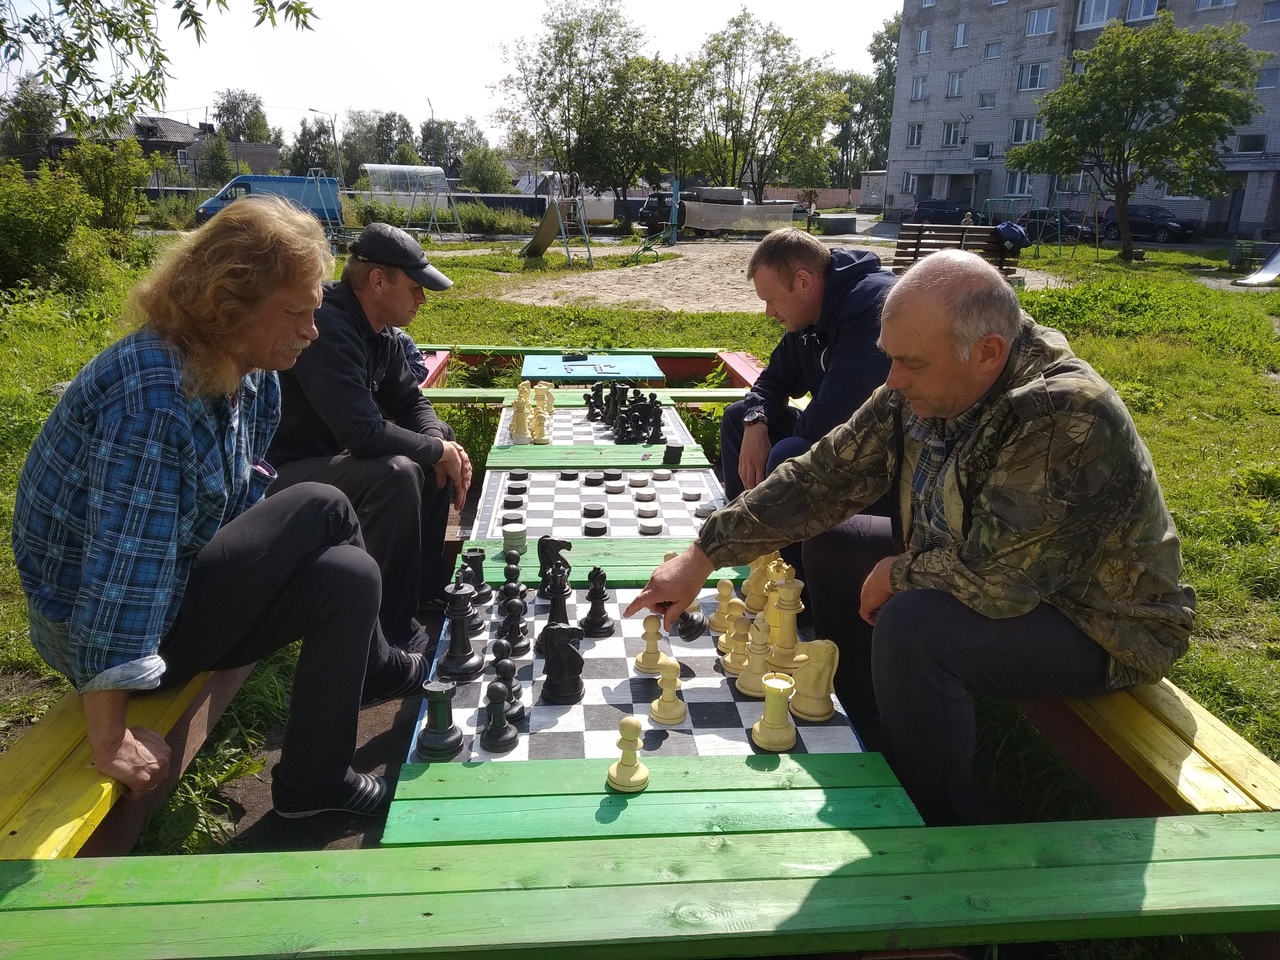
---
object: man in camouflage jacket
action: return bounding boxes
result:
[627,250,1195,825]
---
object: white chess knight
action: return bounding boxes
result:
[790,639,839,722]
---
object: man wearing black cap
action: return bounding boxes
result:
[268,223,473,651]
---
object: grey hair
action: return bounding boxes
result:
[890,250,1022,361]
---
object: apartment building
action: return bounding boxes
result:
[883,0,1280,237]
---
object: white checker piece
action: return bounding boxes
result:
[407,587,863,764]
[495,406,693,446]
[472,469,726,541]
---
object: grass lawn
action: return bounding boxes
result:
[0,240,1276,960]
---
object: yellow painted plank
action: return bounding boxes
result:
[0,674,211,860]
[0,691,84,833]
[1131,680,1280,811]
[1068,692,1261,815]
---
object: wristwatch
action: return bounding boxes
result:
[743,409,768,427]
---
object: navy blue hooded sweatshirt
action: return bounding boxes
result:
[740,248,894,442]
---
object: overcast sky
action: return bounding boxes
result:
[132,0,902,144]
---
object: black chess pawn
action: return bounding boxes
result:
[491,638,522,700]
[414,680,465,761]
[457,566,486,637]
[583,390,598,421]
[675,608,708,642]
[462,548,493,606]
[501,597,532,656]
[647,406,666,445]
[578,566,615,638]
[502,556,528,602]
[629,409,647,443]
[540,622,585,705]
[439,579,484,680]
[614,413,631,444]
[495,658,526,725]
[479,681,519,753]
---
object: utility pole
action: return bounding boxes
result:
[308,108,343,188]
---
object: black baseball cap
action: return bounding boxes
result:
[348,222,453,291]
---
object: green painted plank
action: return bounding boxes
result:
[381,786,921,846]
[419,345,726,359]
[462,539,742,587]
[4,858,1279,959]
[485,444,710,470]
[423,388,748,407]
[393,753,899,800]
[3,815,1278,913]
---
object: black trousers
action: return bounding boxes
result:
[802,515,1112,825]
[159,483,401,795]
[271,442,455,645]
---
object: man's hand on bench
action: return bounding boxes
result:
[83,690,172,795]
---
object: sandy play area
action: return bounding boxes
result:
[493,238,1057,313]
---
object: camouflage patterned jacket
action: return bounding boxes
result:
[699,316,1195,689]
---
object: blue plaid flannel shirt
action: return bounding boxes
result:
[904,400,985,552]
[12,329,279,692]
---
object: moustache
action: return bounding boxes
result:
[282,340,312,352]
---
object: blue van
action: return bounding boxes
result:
[195,175,342,226]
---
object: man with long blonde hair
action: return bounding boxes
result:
[14,197,426,819]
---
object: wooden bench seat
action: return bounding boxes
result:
[0,667,253,860]
[893,223,1022,277]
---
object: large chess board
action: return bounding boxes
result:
[470,468,726,541]
[408,587,863,764]
[494,406,694,447]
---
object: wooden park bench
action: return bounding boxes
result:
[1228,239,1279,273]
[0,667,254,860]
[893,223,1023,279]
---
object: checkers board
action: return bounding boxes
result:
[408,586,863,765]
[494,405,694,447]
[471,467,726,541]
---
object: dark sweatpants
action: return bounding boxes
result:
[270,437,455,645]
[802,515,1112,825]
[160,483,404,797]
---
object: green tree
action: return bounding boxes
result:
[0,161,98,287]
[0,74,60,170]
[460,146,512,193]
[498,0,640,187]
[213,88,271,142]
[281,117,336,176]
[1008,11,1267,260]
[419,116,487,174]
[340,110,416,184]
[390,141,422,166]
[200,132,250,186]
[60,137,156,232]
[864,13,899,172]
[0,1,314,129]
[783,140,835,212]
[689,12,839,203]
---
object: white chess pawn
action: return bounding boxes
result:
[722,613,751,676]
[607,715,649,793]
[707,579,735,635]
[716,597,744,655]
[650,656,687,725]
[634,615,664,674]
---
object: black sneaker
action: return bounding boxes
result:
[273,771,390,819]
[360,650,429,708]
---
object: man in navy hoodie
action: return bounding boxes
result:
[721,228,894,500]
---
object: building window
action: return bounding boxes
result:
[923,0,935,6]
[947,72,965,97]
[1259,68,1279,89]
[911,76,929,100]
[1012,117,1045,143]
[943,122,962,147]
[1057,171,1089,193]
[1018,62,1051,91]
[1265,1,1280,21]
[1026,7,1057,35]
[1126,0,1158,19]
[984,41,1003,59]
[1006,171,1034,195]
[918,28,932,53]
[979,91,997,109]
[991,0,1008,4]
[1196,0,1236,8]
[955,21,971,47]
[1078,0,1120,27]
[1238,134,1266,153]
[907,123,925,147]
[974,142,993,159]
[903,172,919,194]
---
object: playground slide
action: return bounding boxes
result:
[1235,244,1280,286]
[519,205,561,258]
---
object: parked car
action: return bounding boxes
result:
[1016,208,1097,244]
[1102,204,1197,243]
[909,198,978,225]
